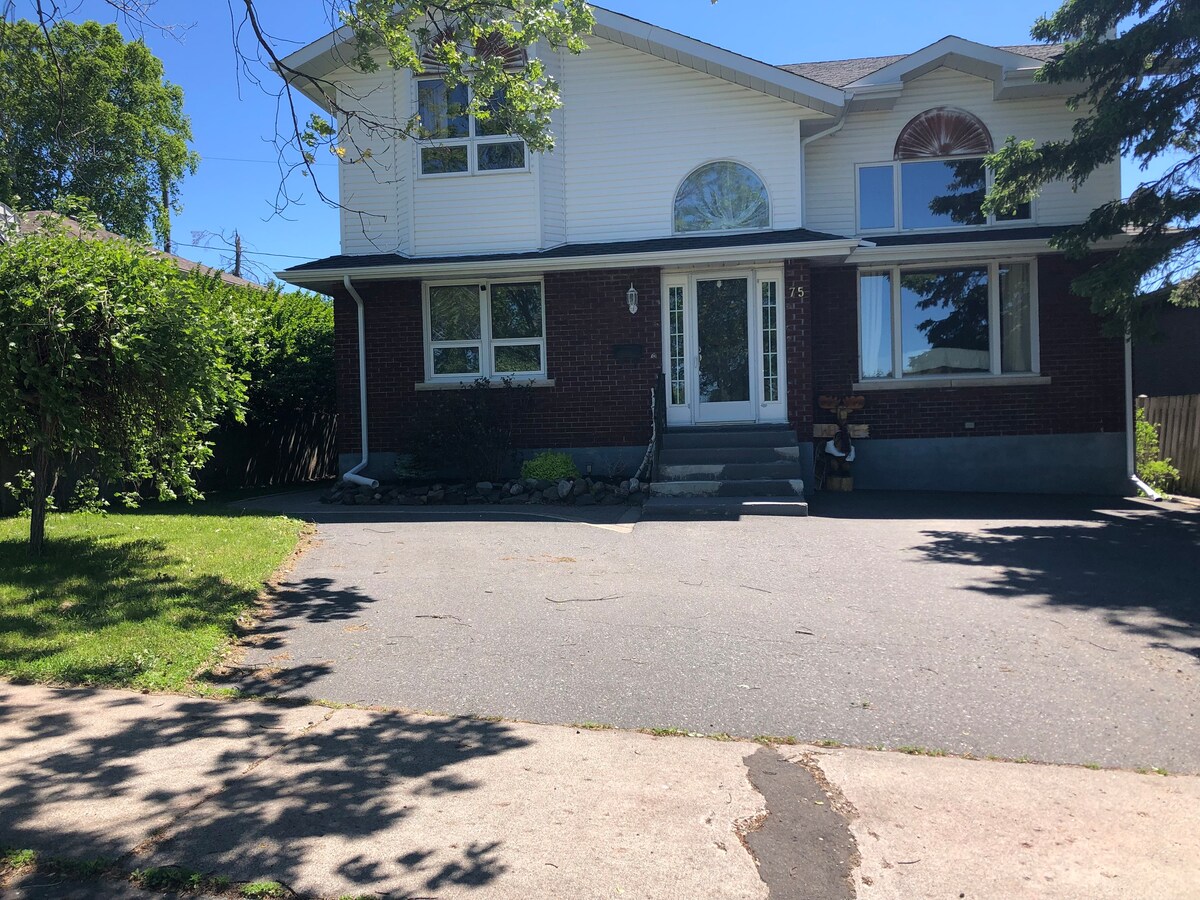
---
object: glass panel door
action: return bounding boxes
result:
[696,277,753,422]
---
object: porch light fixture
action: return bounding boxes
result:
[626,283,639,314]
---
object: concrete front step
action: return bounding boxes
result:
[659,445,801,466]
[650,478,805,498]
[663,426,800,451]
[657,461,804,482]
[642,496,810,519]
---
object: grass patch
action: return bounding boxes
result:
[131,865,207,891]
[640,727,690,738]
[242,881,288,898]
[2,848,36,870]
[42,856,115,879]
[753,735,798,746]
[572,722,614,730]
[0,505,302,691]
[813,739,843,748]
[895,745,948,757]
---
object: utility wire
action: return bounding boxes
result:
[172,241,321,261]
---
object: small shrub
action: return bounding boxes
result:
[521,451,579,481]
[1135,407,1180,493]
[2,848,36,870]
[242,881,288,898]
[407,377,529,482]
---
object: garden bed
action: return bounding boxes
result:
[322,475,649,507]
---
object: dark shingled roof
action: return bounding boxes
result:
[780,43,1064,88]
[283,227,852,274]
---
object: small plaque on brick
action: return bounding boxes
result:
[612,343,643,361]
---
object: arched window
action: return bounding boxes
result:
[674,161,771,233]
[894,107,993,160]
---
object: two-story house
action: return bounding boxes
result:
[278,7,1130,501]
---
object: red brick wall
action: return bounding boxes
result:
[810,254,1125,439]
[331,267,663,456]
[784,259,814,436]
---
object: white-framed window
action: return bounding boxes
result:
[423,279,546,380]
[416,78,527,176]
[856,158,1033,233]
[858,259,1038,381]
[674,161,771,233]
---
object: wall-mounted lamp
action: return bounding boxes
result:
[626,283,639,315]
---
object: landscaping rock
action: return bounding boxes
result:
[510,483,525,496]
[476,481,493,493]
[542,487,558,500]
[557,479,573,499]
[573,480,589,497]
[576,494,597,506]
[629,477,640,492]
[428,490,445,503]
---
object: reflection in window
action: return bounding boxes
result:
[674,162,770,233]
[901,267,990,375]
[417,79,526,176]
[859,166,895,230]
[858,262,1038,381]
[668,286,686,405]
[426,281,545,379]
[901,158,986,229]
[761,282,780,402]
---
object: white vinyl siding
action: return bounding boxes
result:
[562,36,821,243]
[336,65,407,255]
[805,67,1121,236]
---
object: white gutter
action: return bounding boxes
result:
[1125,334,1161,500]
[277,237,861,287]
[341,275,380,490]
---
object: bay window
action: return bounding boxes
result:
[425,280,546,380]
[416,78,526,175]
[858,260,1037,381]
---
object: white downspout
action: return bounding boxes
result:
[1125,334,1161,500]
[342,275,380,490]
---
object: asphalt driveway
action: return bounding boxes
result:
[232,490,1200,772]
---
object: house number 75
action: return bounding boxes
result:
[789,286,806,299]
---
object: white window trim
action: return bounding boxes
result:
[422,277,547,382]
[856,257,1041,384]
[414,77,530,178]
[855,156,1036,235]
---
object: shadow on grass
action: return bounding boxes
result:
[0,685,529,894]
[0,534,262,684]
[912,501,1200,662]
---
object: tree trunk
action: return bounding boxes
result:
[28,444,51,555]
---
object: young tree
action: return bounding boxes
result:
[986,0,1200,336]
[0,19,197,244]
[0,216,246,553]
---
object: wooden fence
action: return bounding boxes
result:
[1140,394,1200,497]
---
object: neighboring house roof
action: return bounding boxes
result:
[11,211,262,290]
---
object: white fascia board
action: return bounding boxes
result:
[276,238,862,287]
[589,7,845,117]
[846,36,1048,89]
[278,25,358,111]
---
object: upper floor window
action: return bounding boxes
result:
[416,78,526,176]
[674,161,771,233]
[858,108,1032,232]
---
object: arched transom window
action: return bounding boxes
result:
[893,107,993,159]
[674,161,771,233]
[858,107,1030,232]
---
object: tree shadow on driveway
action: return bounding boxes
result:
[911,501,1200,663]
[0,685,530,895]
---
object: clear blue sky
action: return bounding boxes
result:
[46,1,1146,277]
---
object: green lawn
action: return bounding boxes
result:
[0,505,303,691]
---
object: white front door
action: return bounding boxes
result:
[663,269,787,427]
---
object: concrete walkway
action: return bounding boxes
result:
[1,683,1196,899]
